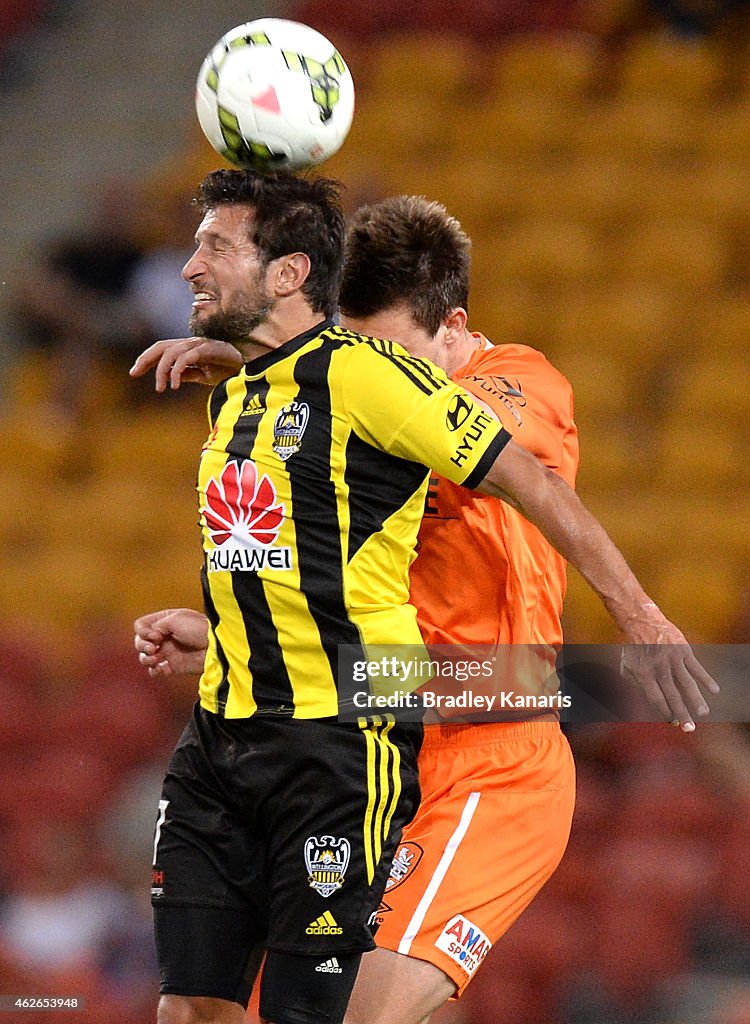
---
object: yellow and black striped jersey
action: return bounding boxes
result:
[196,320,511,718]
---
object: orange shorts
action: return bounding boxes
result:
[373,720,575,994]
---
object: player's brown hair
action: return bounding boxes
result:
[197,169,345,319]
[340,195,471,336]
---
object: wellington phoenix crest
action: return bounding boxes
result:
[273,401,309,461]
[305,835,351,898]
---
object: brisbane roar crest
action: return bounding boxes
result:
[305,835,351,898]
[385,841,423,892]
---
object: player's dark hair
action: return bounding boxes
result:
[197,169,345,319]
[340,195,471,337]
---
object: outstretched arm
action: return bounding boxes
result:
[130,343,719,728]
[478,439,719,730]
[129,337,244,392]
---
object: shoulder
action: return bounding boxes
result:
[320,324,402,367]
[480,341,569,382]
[334,328,451,392]
[457,339,575,442]
[325,324,409,360]
[472,342,572,397]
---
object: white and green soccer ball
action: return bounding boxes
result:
[195,18,355,172]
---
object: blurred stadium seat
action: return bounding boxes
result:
[4,349,55,407]
[459,94,577,165]
[612,217,727,293]
[652,556,745,642]
[293,0,403,44]
[490,33,599,101]
[366,156,524,237]
[651,420,745,501]
[572,96,705,166]
[483,218,601,290]
[0,744,117,826]
[466,278,552,352]
[573,427,642,491]
[667,352,750,423]
[364,31,479,102]
[512,156,638,229]
[88,399,206,483]
[0,0,48,60]
[615,33,726,104]
[545,348,637,422]
[699,95,750,165]
[625,160,750,233]
[693,294,750,357]
[550,282,678,362]
[561,566,622,642]
[341,92,455,164]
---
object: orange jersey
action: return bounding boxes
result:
[373,339,578,994]
[411,336,579,648]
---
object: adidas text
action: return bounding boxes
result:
[307,912,343,936]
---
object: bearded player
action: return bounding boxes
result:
[131,195,717,1024]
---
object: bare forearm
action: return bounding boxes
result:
[478,440,719,728]
[478,444,657,640]
[129,337,244,391]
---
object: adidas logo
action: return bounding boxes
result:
[306,911,343,935]
[241,393,266,416]
[315,957,343,974]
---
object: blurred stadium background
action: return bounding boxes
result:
[0,1,749,1021]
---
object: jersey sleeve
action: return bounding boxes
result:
[456,344,576,473]
[341,339,512,488]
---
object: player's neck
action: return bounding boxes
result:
[233,301,329,360]
[449,329,483,377]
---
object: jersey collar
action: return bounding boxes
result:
[243,318,335,375]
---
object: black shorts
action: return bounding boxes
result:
[151,703,422,1002]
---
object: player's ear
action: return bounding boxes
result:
[444,307,468,343]
[271,252,311,297]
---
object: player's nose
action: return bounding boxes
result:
[182,249,204,281]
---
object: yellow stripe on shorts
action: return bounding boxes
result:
[361,716,402,883]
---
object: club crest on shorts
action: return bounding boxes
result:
[305,835,350,898]
[273,401,309,461]
[385,841,423,892]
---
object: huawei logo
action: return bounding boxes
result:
[201,460,284,546]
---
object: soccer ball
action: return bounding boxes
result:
[195,18,355,172]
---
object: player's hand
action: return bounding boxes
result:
[619,605,720,732]
[129,337,244,392]
[134,607,210,678]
